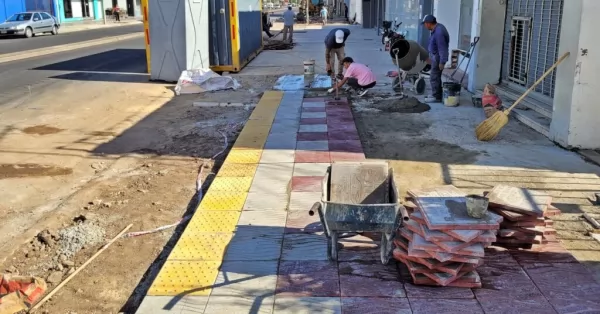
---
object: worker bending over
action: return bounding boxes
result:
[328,57,376,97]
[325,28,351,80]
[421,14,449,103]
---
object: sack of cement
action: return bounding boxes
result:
[174,69,241,95]
[0,273,47,313]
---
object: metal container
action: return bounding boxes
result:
[209,0,263,73]
[389,39,429,75]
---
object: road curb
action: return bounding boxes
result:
[0,32,144,64]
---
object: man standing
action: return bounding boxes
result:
[328,57,376,97]
[325,28,351,80]
[320,6,328,25]
[282,5,295,43]
[344,3,349,23]
[421,14,449,103]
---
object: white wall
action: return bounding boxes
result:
[433,0,460,52]
[71,0,83,17]
[550,0,600,148]
[348,0,362,24]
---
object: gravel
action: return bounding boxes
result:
[57,223,106,259]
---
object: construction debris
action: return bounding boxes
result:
[0,274,47,313]
[486,185,560,249]
[394,185,501,288]
[263,39,296,50]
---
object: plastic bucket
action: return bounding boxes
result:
[443,82,461,107]
[303,60,315,75]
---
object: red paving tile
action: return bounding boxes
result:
[474,251,557,313]
[291,176,322,192]
[330,152,366,162]
[297,132,329,141]
[409,298,484,314]
[300,118,327,124]
[404,283,475,299]
[328,131,360,141]
[304,97,327,102]
[327,123,359,132]
[328,140,363,153]
[510,242,578,264]
[341,297,412,314]
[294,150,331,163]
[338,261,405,297]
[285,210,323,233]
[302,107,326,112]
[523,262,600,313]
[276,261,340,297]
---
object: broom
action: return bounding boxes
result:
[475,51,570,141]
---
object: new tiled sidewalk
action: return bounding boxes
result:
[137,91,600,314]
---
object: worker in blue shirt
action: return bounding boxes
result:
[421,15,449,103]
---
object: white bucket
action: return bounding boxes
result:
[303,59,315,75]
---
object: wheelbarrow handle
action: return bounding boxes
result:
[399,204,410,222]
[308,202,321,216]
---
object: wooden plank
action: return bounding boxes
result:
[330,162,389,204]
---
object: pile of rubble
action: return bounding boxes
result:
[394,185,502,288]
[486,185,560,248]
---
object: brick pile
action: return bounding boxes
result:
[393,185,502,288]
[486,185,561,249]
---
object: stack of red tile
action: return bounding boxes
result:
[486,185,561,249]
[393,185,502,288]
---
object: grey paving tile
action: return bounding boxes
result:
[224,229,283,261]
[238,210,288,228]
[250,163,294,194]
[301,112,326,119]
[265,134,297,150]
[211,261,278,297]
[273,297,342,314]
[299,124,328,133]
[136,296,208,314]
[293,163,330,177]
[302,102,326,108]
[296,140,329,151]
[288,192,322,211]
[260,149,295,163]
[281,233,329,261]
[204,296,274,314]
[270,124,299,134]
[243,192,289,211]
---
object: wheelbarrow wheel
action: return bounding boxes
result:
[392,76,402,92]
[380,232,394,265]
[327,232,339,261]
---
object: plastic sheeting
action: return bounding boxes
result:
[174,69,241,95]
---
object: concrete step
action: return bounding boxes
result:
[509,107,551,137]
[495,85,553,119]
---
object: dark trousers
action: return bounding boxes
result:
[114,12,120,21]
[347,78,376,90]
[430,57,443,99]
[264,26,273,37]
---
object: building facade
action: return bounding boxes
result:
[435,0,598,149]
[1,0,57,21]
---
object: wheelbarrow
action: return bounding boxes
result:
[308,162,409,265]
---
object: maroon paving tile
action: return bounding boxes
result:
[341,297,412,314]
[304,97,327,102]
[474,251,556,313]
[328,140,363,153]
[404,283,474,299]
[276,261,340,297]
[510,242,578,264]
[326,98,348,106]
[330,152,366,162]
[300,118,327,124]
[285,210,323,233]
[297,132,329,141]
[326,109,353,116]
[338,261,405,297]
[409,298,484,314]
[291,176,322,192]
[523,262,600,314]
[327,124,359,132]
[294,150,331,163]
[302,107,326,112]
[328,131,360,141]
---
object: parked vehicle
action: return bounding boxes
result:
[0,11,60,38]
[381,17,403,46]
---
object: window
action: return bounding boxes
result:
[33,13,42,21]
[507,16,532,85]
[41,12,52,20]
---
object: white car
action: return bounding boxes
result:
[265,3,274,9]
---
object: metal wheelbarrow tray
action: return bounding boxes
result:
[308,162,409,264]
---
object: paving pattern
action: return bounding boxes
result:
[137,91,600,314]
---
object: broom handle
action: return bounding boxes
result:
[505,51,570,114]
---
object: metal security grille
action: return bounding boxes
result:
[501,0,564,98]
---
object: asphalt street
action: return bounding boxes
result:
[0,37,147,111]
[0,24,143,55]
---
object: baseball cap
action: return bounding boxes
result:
[335,30,344,43]
[421,15,436,24]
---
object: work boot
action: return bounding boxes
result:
[424,95,442,103]
[357,88,369,97]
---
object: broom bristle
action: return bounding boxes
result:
[475,111,509,141]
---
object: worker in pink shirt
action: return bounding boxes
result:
[328,57,376,97]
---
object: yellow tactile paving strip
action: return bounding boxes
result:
[146,91,283,297]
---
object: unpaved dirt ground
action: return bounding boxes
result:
[0,74,276,313]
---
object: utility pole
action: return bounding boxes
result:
[305,0,309,25]
[101,0,107,24]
